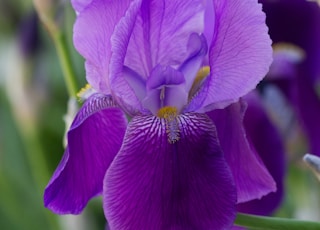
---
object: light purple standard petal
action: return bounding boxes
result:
[109,0,205,114]
[73,0,132,93]
[208,100,276,203]
[71,0,93,12]
[237,91,286,215]
[44,94,127,214]
[104,113,236,230]
[124,0,205,78]
[199,0,272,110]
[179,33,208,92]
[109,0,145,115]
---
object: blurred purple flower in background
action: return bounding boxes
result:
[260,0,320,156]
[232,0,320,217]
[18,11,40,58]
[44,0,274,229]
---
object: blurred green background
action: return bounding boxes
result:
[0,0,319,230]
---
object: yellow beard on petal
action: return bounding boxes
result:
[157,106,180,144]
[77,84,94,101]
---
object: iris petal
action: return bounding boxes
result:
[73,0,132,93]
[237,91,286,215]
[44,94,127,214]
[208,100,276,203]
[199,0,272,110]
[71,0,93,13]
[143,65,187,114]
[179,33,208,93]
[124,0,206,77]
[104,113,236,230]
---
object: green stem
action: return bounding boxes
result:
[53,31,79,97]
[235,213,320,230]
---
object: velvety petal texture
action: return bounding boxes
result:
[200,0,272,110]
[44,94,127,214]
[73,0,132,93]
[208,100,276,203]
[104,113,236,229]
[237,91,286,215]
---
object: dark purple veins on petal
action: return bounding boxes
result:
[44,94,128,214]
[103,113,236,230]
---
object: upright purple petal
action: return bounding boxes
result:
[237,91,286,215]
[203,0,215,47]
[124,0,205,78]
[200,0,272,110]
[179,33,208,92]
[73,0,132,93]
[44,94,127,214]
[109,0,144,115]
[109,0,205,114]
[104,113,236,229]
[71,0,93,12]
[208,100,276,203]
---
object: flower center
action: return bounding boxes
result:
[157,106,180,144]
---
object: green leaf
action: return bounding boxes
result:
[235,213,320,230]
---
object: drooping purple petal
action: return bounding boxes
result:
[200,0,272,110]
[44,94,127,214]
[208,99,276,203]
[237,91,286,215]
[104,113,236,229]
[73,0,132,93]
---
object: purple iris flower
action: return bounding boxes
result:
[45,0,275,229]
